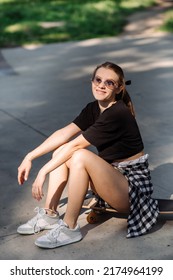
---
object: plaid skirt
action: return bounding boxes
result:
[112,154,159,238]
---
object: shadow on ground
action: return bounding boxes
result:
[0,31,173,259]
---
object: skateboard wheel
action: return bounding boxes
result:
[86,211,99,224]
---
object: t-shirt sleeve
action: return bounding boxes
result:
[73,102,98,131]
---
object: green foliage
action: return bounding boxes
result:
[0,0,158,48]
[160,9,173,33]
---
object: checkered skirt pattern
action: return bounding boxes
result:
[117,156,159,238]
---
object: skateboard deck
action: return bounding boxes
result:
[157,199,173,214]
[83,195,121,223]
[83,194,173,224]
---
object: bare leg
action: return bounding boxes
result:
[44,163,68,212]
[64,149,129,228]
[44,148,69,213]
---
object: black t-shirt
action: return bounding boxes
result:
[73,100,144,163]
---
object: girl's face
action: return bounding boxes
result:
[92,67,121,104]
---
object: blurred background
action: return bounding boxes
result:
[0,0,173,48]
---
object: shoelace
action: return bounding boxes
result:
[47,221,66,241]
[28,207,45,234]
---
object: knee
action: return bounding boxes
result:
[52,149,58,159]
[70,149,88,167]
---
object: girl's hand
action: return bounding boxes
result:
[18,156,32,185]
[32,170,46,201]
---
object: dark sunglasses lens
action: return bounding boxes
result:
[93,77,101,85]
[92,77,116,89]
[105,80,115,89]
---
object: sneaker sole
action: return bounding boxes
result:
[35,236,83,248]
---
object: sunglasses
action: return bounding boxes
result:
[92,76,118,90]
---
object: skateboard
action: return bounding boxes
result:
[83,193,173,224]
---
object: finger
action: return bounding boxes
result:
[18,171,24,185]
[18,175,22,185]
[39,188,44,200]
[32,185,41,201]
[24,170,29,181]
[24,165,31,181]
[35,193,42,201]
[35,189,43,201]
[17,168,22,185]
[32,187,37,199]
[20,177,24,185]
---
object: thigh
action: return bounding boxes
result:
[74,149,130,212]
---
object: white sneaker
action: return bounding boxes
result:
[17,207,59,235]
[35,219,82,248]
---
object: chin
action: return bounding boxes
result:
[94,94,107,100]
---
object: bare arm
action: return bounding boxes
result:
[18,123,81,185]
[32,134,90,200]
[38,134,89,175]
[26,123,81,160]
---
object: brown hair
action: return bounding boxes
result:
[92,62,135,116]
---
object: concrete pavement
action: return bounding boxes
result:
[1,9,173,260]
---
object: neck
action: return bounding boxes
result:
[98,100,117,113]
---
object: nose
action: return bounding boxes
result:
[98,81,106,88]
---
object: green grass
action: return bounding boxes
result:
[0,0,157,48]
[160,9,173,33]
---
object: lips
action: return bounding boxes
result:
[96,89,106,94]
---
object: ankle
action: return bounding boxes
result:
[44,208,58,217]
[63,219,77,229]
